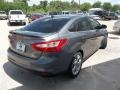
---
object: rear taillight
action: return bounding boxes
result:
[31,39,68,52]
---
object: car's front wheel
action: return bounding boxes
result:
[68,52,83,78]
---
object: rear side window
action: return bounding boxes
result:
[23,17,70,33]
[10,11,23,14]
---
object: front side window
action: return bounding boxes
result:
[89,18,100,29]
[69,18,91,32]
[77,18,91,31]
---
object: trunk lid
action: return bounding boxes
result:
[9,30,53,59]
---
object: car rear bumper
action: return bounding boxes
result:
[7,48,71,74]
[9,20,26,23]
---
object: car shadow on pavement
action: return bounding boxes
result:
[3,58,120,90]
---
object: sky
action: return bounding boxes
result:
[6,0,120,6]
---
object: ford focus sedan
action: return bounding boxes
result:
[8,15,108,78]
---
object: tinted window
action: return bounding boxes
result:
[23,17,70,33]
[69,18,91,32]
[10,11,22,14]
[77,18,91,31]
[94,11,103,16]
[49,12,58,15]
[65,12,69,14]
[109,13,115,16]
[89,18,100,29]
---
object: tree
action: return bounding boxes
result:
[80,3,92,11]
[102,2,112,11]
[71,0,79,9]
[92,1,101,8]
[0,0,5,10]
[40,0,48,12]
[62,1,70,10]
[112,4,120,12]
[49,1,64,11]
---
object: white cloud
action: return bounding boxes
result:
[6,0,13,2]
[28,0,120,6]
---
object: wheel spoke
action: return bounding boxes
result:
[72,54,82,75]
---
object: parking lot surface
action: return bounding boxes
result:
[0,20,120,90]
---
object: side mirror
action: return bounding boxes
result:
[95,24,107,29]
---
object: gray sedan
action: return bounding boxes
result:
[8,15,108,78]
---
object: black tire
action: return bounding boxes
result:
[100,38,107,49]
[68,52,83,78]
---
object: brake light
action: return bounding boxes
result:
[31,39,68,52]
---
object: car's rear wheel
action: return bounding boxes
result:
[68,52,83,78]
[100,38,107,49]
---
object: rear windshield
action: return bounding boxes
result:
[23,17,70,33]
[10,11,23,14]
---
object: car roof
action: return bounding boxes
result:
[9,10,22,12]
[44,15,87,20]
